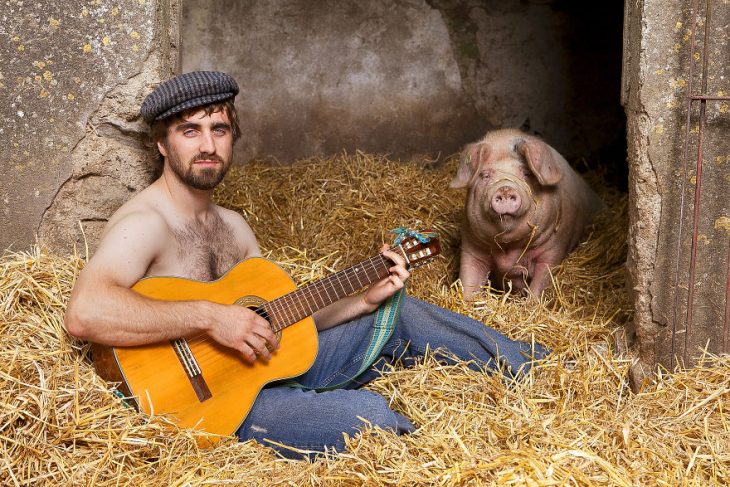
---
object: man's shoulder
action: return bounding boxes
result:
[87,189,173,279]
[103,188,171,240]
[213,205,251,231]
[212,205,261,257]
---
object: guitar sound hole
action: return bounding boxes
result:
[234,296,282,343]
[251,305,282,343]
[252,305,270,324]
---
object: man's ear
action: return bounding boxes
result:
[515,137,564,186]
[450,143,488,189]
[156,139,168,158]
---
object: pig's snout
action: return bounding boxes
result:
[490,186,522,216]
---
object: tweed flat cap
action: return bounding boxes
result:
[140,71,239,124]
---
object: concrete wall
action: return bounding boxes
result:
[2,0,625,255]
[0,0,180,254]
[182,0,625,165]
[623,0,730,388]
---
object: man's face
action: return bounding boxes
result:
[158,108,234,191]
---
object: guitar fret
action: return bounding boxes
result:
[377,255,390,278]
[285,294,298,323]
[271,304,285,333]
[379,255,390,274]
[298,288,311,320]
[330,273,343,299]
[303,285,317,316]
[333,270,348,296]
[288,292,302,323]
[366,256,379,279]
[330,269,348,296]
[334,270,348,295]
[304,285,316,312]
[352,264,365,288]
[344,268,359,293]
[298,288,309,314]
[263,243,431,330]
[329,275,341,303]
[271,302,284,330]
[274,303,285,329]
[318,278,335,306]
[280,294,294,325]
[290,292,304,322]
[312,279,326,308]
[371,258,385,282]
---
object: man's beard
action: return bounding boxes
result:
[167,148,231,191]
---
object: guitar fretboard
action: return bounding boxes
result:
[262,252,397,332]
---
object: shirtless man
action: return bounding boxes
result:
[65,71,547,458]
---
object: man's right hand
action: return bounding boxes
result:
[206,304,280,364]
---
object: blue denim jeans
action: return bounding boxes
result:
[236,297,548,458]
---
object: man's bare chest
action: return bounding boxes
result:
[157,214,241,281]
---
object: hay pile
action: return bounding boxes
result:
[2,153,729,485]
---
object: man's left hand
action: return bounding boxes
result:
[362,244,410,310]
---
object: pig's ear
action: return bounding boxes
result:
[516,138,564,186]
[450,143,485,189]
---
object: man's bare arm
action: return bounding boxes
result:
[313,246,410,331]
[64,212,278,363]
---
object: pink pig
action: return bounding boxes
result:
[450,129,604,298]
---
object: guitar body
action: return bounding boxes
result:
[93,257,318,444]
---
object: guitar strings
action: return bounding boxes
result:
[173,242,435,371]
[186,254,388,358]
[184,252,394,349]
[265,252,392,331]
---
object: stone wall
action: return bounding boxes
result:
[182,0,625,165]
[2,0,625,255]
[623,0,730,388]
[0,0,180,254]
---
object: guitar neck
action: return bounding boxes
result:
[263,250,402,332]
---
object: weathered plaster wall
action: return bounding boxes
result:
[623,0,730,388]
[2,0,626,256]
[0,0,180,254]
[181,0,625,165]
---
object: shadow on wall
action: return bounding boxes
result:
[181,0,626,182]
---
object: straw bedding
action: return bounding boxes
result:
[2,153,729,485]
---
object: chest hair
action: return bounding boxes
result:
[171,213,240,281]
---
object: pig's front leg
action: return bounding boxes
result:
[527,247,572,300]
[459,249,492,298]
[527,262,554,300]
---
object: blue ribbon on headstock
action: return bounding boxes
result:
[389,227,439,246]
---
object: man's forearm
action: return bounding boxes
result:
[312,293,376,331]
[65,284,215,346]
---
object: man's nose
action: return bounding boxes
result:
[199,131,216,154]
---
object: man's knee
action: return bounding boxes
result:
[344,391,414,434]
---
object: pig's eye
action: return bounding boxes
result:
[479,170,491,180]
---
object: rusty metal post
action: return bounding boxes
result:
[725,243,730,353]
[671,0,730,368]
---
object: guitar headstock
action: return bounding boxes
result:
[394,231,441,269]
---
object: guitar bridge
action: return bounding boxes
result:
[172,338,212,402]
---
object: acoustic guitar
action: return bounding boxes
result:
[92,233,440,444]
